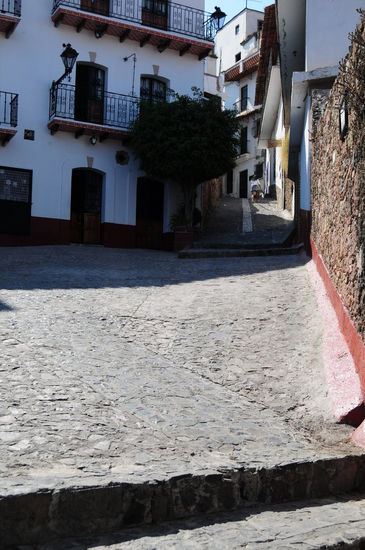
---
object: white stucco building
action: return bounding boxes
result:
[258,0,365,233]
[214,8,264,199]
[0,0,215,249]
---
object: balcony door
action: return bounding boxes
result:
[75,64,105,125]
[71,169,103,244]
[80,0,109,16]
[142,0,168,30]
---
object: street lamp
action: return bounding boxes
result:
[53,43,79,87]
[210,6,226,31]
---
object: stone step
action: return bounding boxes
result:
[193,241,291,250]
[178,244,303,259]
[20,492,365,549]
[4,453,365,548]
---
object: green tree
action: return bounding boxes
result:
[130,90,239,227]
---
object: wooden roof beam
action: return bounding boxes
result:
[77,19,86,33]
[179,44,191,57]
[119,29,131,43]
[140,34,151,47]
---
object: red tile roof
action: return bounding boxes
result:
[255,4,278,106]
[237,106,262,119]
[225,53,260,82]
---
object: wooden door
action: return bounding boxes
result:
[75,65,105,124]
[239,170,248,198]
[226,170,233,194]
[136,177,164,249]
[70,170,102,244]
[80,0,109,16]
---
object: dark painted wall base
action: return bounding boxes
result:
[299,209,312,255]
[102,223,136,248]
[0,217,175,252]
[0,217,70,246]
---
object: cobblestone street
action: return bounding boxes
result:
[1,245,364,547]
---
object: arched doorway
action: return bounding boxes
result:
[136,177,164,249]
[70,169,103,244]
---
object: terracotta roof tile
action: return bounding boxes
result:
[255,4,278,106]
[225,53,260,82]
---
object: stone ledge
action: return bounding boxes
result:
[3,454,365,548]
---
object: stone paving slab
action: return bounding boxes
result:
[0,246,364,545]
[198,197,294,246]
[242,199,253,233]
[21,493,365,549]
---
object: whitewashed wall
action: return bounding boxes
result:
[306,0,365,71]
[215,9,262,73]
[0,0,206,228]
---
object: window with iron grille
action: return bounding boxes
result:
[240,85,248,111]
[0,167,32,235]
[255,163,263,179]
[140,77,167,103]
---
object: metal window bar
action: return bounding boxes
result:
[49,83,140,130]
[233,98,253,113]
[52,0,213,40]
[0,0,21,16]
[0,91,18,127]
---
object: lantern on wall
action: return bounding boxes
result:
[339,92,348,141]
[53,43,79,87]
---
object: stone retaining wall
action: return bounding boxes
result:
[311,16,365,345]
[2,456,365,548]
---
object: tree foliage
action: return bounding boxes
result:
[130,90,239,225]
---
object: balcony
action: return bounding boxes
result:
[51,0,214,59]
[225,53,260,82]
[48,83,140,140]
[0,0,21,37]
[233,99,261,120]
[0,91,18,145]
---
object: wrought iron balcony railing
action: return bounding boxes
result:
[49,83,140,130]
[0,0,21,17]
[0,91,18,127]
[52,0,215,41]
[233,98,259,114]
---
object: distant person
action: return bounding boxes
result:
[250,175,262,203]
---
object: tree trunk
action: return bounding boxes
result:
[182,184,195,228]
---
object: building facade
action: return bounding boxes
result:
[0,0,214,249]
[214,8,264,199]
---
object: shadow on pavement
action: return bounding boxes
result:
[0,300,13,311]
[0,245,310,292]
[39,493,365,549]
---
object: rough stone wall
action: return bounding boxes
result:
[284,176,294,214]
[311,14,365,343]
[201,177,222,229]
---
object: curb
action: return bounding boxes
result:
[2,454,365,548]
[178,244,303,258]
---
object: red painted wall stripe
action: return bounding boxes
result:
[311,237,365,390]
